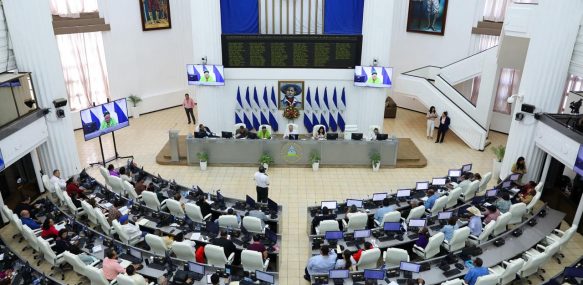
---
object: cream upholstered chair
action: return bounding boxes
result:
[441,279,464,285]
[37,237,67,280]
[218,215,240,229]
[124,181,141,201]
[492,212,512,237]
[21,225,42,260]
[343,124,358,140]
[112,220,141,246]
[165,199,186,219]
[515,253,548,283]
[315,220,340,235]
[284,123,299,138]
[41,174,57,199]
[535,182,544,193]
[83,266,115,285]
[204,244,235,268]
[508,203,527,225]
[109,176,126,197]
[242,216,265,234]
[468,220,495,245]
[442,227,470,252]
[145,234,171,256]
[64,194,86,218]
[446,187,462,209]
[63,251,100,284]
[342,213,368,231]
[81,200,98,225]
[241,249,270,272]
[116,274,155,285]
[460,180,479,202]
[258,124,273,139]
[426,196,448,216]
[142,191,162,211]
[383,248,409,267]
[479,172,492,193]
[95,210,115,235]
[312,124,326,138]
[171,241,196,262]
[368,125,381,140]
[233,123,246,134]
[526,191,541,214]
[544,226,578,262]
[474,274,498,285]
[355,248,381,270]
[98,166,111,187]
[375,211,401,227]
[403,205,425,223]
[489,259,525,285]
[185,203,211,224]
[413,232,444,259]
[54,182,68,207]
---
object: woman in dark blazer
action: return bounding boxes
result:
[435,111,450,143]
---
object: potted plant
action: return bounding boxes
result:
[197,152,208,171]
[310,151,321,172]
[491,144,505,180]
[370,152,381,172]
[128,95,142,118]
[259,153,273,170]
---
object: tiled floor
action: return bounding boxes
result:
[9,106,579,284]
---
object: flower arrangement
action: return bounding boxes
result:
[282,106,300,120]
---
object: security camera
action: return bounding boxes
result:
[201,56,207,64]
[373,58,378,67]
[52,98,68,108]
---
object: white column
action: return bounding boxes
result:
[30,148,45,193]
[3,0,81,178]
[501,0,583,181]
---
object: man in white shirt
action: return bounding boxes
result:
[254,166,270,203]
[50,169,66,190]
[119,215,142,241]
[283,124,299,139]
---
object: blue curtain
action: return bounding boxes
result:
[324,0,365,35]
[220,0,259,34]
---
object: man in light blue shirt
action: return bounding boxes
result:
[467,207,483,236]
[440,217,459,241]
[424,190,439,210]
[374,198,397,224]
[304,245,337,281]
[464,258,489,285]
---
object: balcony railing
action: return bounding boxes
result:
[0,72,39,129]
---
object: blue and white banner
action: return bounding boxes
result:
[329,88,338,132]
[269,87,279,132]
[252,87,261,130]
[320,88,328,130]
[304,88,313,133]
[338,87,347,131]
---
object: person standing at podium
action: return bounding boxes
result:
[254,165,270,203]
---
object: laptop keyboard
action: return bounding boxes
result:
[407,233,419,240]
[378,235,396,242]
[147,263,167,271]
[430,225,442,231]
[443,268,461,277]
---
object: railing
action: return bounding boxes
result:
[0,72,38,129]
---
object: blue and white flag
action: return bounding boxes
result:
[338,87,347,131]
[269,86,279,132]
[320,87,328,129]
[329,88,338,132]
[243,87,253,130]
[251,87,261,130]
[303,87,313,133]
[259,87,269,125]
[235,87,243,124]
[312,87,320,127]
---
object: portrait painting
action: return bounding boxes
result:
[139,0,172,31]
[278,81,305,110]
[406,0,449,36]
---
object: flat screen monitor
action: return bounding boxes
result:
[376,133,388,140]
[246,195,256,208]
[462,163,472,173]
[432,178,447,186]
[396,189,411,198]
[372,193,387,201]
[288,134,299,140]
[265,228,277,243]
[205,220,219,235]
[321,201,337,210]
[80,98,130,141]
[364,269,385,280]
[354,66,393,88]
[324,231,343,241]
[408,219,426,228]
[187,64,225,86]
[575,145,583,176]
[354,229,371,239]
[400,261,421,273]
[267,198,278,212]
[416,182,429,191]
[346,199,363,208]
[351,133,363,140]
[486,189,498,197]
[329,269,349,279]
[448,169,462,178]
[256,270,275,284]
[564,267,583,278]
[221,131,233,138]
[509,173,521,181]
[438,211,452,220]
[502,180,512,189]
[383,222,401,232]
[187,262,205,275]
[0,148,4,172]
[326,133,338,140]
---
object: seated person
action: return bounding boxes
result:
[517,188,535,204]
[374,198,397,224]
[472,173,482,183]
[247,235,268,259]
[19,210,40,230]
[283,124,299,139]
[304,245,337,281]
[311,207,337,234]
[257,126,271,139]
[495,193,512,214]
[519,181,537,196]
[448,172,472,190]
[424,190,440,210]
[70,192,82,208]
[50,169,67,190]
[467,207,483,236]
[54,229,97,265]
[196,195,213,219]
[134,176,147,195]
[235,125,249,139]
[313,126,326,140]
[14,196,38,219]
[463,258,489,285]
[173,231,195,247]
[352,241,374,263]
[335,249,355,270]
[41,218,59,239]
[482,205,500,224]
[196,124,217,138]
[103,249,142,281]
[108,164,120,177]
[227,208,241,223]
[119,215,142,241]
[369,128,380,140]
[440,217,459,241]
[414,227,430,249]
[247,204,268,228]
[119,167,132,183]
[212,231,237,263]
[344,205,364,221]
[125,265,148,285]
[146,183,166,203]
[107,200,124,225]
[65,176,89,199]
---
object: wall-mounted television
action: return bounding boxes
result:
[187,64,225,86]
[0,148,4,172]
[354,66,393,88]
[574,145,583,176]
[80,98,129,141]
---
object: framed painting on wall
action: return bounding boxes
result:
[406,0,449,36]
[139,0,172,31]
[278,81,305,110]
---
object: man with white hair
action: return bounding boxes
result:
[50,169,66,190]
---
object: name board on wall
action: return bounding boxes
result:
[221,35,362,69]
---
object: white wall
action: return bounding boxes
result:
[0,4,16,73]
[0,117,48,168]
[389,0,482,113]
[97,0,195,114]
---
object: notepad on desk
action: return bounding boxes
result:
[119,259,132,268]
[190,233,201,241]
[137,219,151,226]
[101,202,113,208]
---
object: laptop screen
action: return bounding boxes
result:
[346,199,363,208]
[416,182,429,190]
[462,163,472,172]
[438,211,452,220]
[329,269,349,279]
[502,180,512,189]
[400,261,421,273]
[129,248,142,259]
[408,219,426,227]
[448,169,462,177]
[246,195,256,207]
[372,193,387,201]
[354,229,371,239]
[255,270,275,284]
[267,198,278,212]
[509,173,521,181]
[364,269,385,280]
[486,189,498,197]
[321,201,337,210]
[564,267,583,278]
[396,189,411,198]
[188,262,205,275]
[383,222,401,232]
[324,231,343,240]
[432,178,447,186]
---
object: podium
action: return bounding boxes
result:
[169,130,180,162]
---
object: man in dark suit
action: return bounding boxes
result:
[212,230,238,264]
[196,124,218,138]
[435,111,450,143]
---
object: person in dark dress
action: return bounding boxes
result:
[435,111,450,144]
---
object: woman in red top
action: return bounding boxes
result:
[352,241,374,263]
[41,218,59,239]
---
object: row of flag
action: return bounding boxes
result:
[234,86,347,133]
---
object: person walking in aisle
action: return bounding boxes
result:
[435,111,450,144]
[426,106,438,139]
[254,165,269,203]
[183,93,196,124]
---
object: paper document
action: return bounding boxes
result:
[137,219,151,226]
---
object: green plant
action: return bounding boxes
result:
[259,153,273,165]
[310,152,321,164]
[197,152,208,162]
[491,145,505,162]
[370,152,381,165]
[128,95,142,107]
